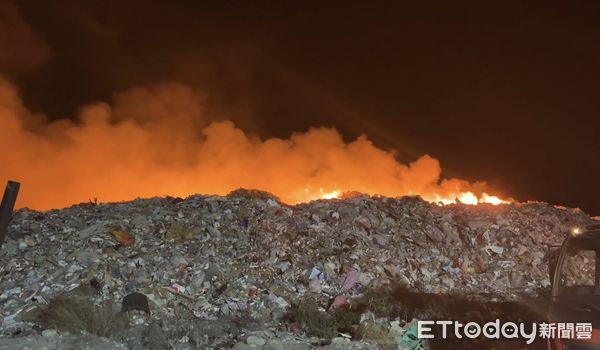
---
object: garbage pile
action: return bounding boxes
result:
[0,190,596,348]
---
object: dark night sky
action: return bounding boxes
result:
[2,1,600,214]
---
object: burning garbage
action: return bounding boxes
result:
[0,76,515,212]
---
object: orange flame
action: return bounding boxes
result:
[319,188,343,200]
[316,190,510,206]
[480,193,511,205]
[426,191,510,206]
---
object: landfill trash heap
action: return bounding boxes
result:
[0,189,596,349]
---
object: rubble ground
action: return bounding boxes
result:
[0,190,596,349]
[288,282,549,349]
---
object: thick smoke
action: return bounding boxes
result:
[0,77,495,210]
[0,1,51,77]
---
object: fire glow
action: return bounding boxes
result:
[0,79,511,210]
[314,188,509,206]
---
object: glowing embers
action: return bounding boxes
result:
[308,186,510,206]
[417,191,510,206]
[319,188,342,200]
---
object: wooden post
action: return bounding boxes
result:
[0,181,20,247]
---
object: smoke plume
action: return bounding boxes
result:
[0,77,504,210]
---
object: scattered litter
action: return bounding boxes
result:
[0,190,596,347]
[308,267,325,281]
[111,228,135,246]
[341,268,360,292]
[396,319,427,350]
[487,245,505,255]
[121,292,150,315]
[328,295,348,313]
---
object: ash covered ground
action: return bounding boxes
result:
[0,190,596,349]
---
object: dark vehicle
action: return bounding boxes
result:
[548,223,600,349]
